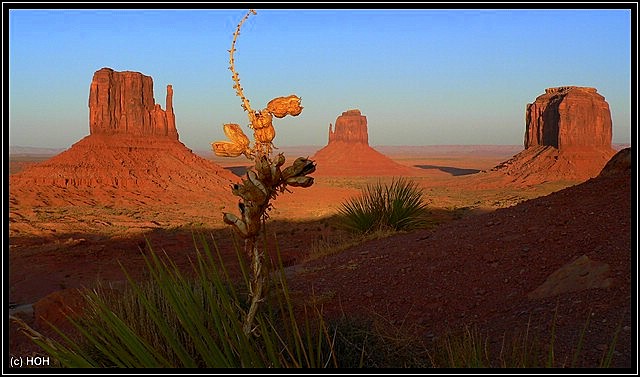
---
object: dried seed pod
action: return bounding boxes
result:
[231,182,266,203]
[212,141,245,157]
[292,156,316,173]
[281,157,316,179]
[253,125,276,147]
[246,170,268,197]
[270,164,281,186]
[241,203,264,236]
[266,95,303,118]
[285,176,314,187]
[223,213,248,237]
[212,123,251,157]
[249,109,273,130]
[224,123,250,145]
[253,154,270,180]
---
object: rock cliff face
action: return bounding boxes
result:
[10,67,236,207]
[89,67,178,139]
[491,86,616,185]
[328,109,368,145]
[524,86,612,149]
[313,109,420,176]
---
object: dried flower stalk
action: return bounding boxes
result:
[211,9,315,336]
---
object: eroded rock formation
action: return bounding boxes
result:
[313,109,420,176]
[490,86,616,185]
[10,67,236,207]
[524,86,612,149]
[328,109,369,145]
[89,67,178,139]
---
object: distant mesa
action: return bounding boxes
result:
[491,86,616,184]
[312,109,420,176]
[9,67,236,207]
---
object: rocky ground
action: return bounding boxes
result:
[288,162,632,368]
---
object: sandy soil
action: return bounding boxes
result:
[7,146,633,369]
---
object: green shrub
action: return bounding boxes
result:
[337,177,431,234]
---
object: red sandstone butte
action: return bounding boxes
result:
[491,86,616,184]
[9,67,237,207]
[525,86,612,149]
[89,67,178,139]
[328,109,369,145]
[312,109,420,176]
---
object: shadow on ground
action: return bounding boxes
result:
[8,206,480,307]
[225,166,250,177]
[414,164,481,176]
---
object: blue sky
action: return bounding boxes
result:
[8,6,633,151]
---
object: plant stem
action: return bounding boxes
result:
[243,238,265,336]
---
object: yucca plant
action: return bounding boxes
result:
[11,234,337,368]
[211,8,315,335]
[337,177,431,234]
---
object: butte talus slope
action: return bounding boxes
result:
[9,67,237,208]
[312,109,422,176]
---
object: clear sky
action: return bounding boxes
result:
[7,5,633,151]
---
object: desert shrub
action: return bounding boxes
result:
[14,235,336,368]
[337,177,431,234]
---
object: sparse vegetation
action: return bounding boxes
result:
[336,177,432,234]
[13,235,337,367]
[12,234,622,368]
[428,310,622,368]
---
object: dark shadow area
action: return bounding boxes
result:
[225,165,249,176]
[8,206,485,306]
[414,165,481,176]
[5,205,489,360]
[8,216,341,305]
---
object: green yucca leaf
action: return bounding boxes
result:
[78,288,172,367]
[338,177,430,234]
[120,270,197,367]
[16,235,337,368]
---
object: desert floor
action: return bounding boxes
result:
[7,145,633,369]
